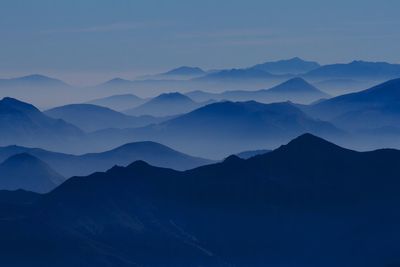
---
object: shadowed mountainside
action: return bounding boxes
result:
[0,134,399,266]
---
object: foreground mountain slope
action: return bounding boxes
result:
[0,134,400,266]
[0,153,64,193]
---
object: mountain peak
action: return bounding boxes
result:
[2,153,40,164]
[223,154,244,163]
[164,66,205,76]
[251,58,320,75]
[279,133,344,153]
[154,92,194,102]
[266,77,327,96]
[0,152,65,193]
[126,160,151,169]
[0,97,40,113]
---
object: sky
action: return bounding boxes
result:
[0,0,399,85]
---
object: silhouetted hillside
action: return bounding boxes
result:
[0,142,213,177]
[0,134,399,266]
[0,97,85,152]
[306,78,400,130]
[0,153,64,193]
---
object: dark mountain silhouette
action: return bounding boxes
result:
[305,78,400,130]
[250,57,320,74]
[186,78,329,104]
[124,92,201,116]
[0,153,64,193]
[45,104,166,132]
[86,94,146,111]
[110,101,343,158]
[0,134,400,266]
[0,74,69,88]
[305,60,400,80]
[235,149,271,159]
[0,97,85,152]
[0,142,213,177]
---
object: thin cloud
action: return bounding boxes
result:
[41,21,165,34]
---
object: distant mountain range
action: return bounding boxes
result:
[124,92,204,117]
[137,66,206,80]
[45,104,167,132]
[0,141,213,178]
[305,60,400,80]
[250,57,321,74]
[100,101,342,158]
[87,94,146,111]
[186,77,329,104]
[0,74,69,88]
[162,66,206,77]
[195,68,281,82]
[305,78,400,131]
[0,97,85,152]
[0,153,64,193]
[1,134,400,266]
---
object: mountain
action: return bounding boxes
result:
[1,134,400,266]
[0,142,213,177]
[260,77,329,102]
[0,97,85,152]
[124,92,201,116]
[315,78,378,95]
[235,149,271,159]
[0,153,64,193]
[186,78,329,104]
[137,67,206,81]
[250,57,320,74]
[305,60,400,80]
[113,101,343,158]
[305,78,400,131]
[162,66,205,77]
[195,68,279,82]
[45,104,165,132]
[86,94,146,111]
[96,77,135,89]
[0,74,69,88]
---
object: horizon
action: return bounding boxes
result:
[1,0,400,85]
[1,57,400,87]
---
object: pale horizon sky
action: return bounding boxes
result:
[1,0,400,85]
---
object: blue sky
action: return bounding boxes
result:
[0,0,399,84]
